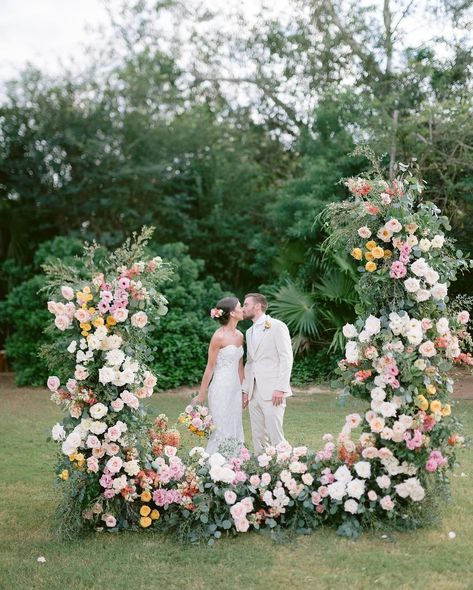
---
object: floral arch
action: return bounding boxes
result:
[45,164,471,541]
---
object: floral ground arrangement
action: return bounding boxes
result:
[44,164,472,542]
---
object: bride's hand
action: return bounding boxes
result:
[192,394,205,406]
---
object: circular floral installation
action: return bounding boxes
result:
[45,164,471,542]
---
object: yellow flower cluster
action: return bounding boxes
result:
[139,491,160,528]
[351,241,392,272]
[415,394,451,416]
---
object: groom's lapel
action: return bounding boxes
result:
[253,316,270,355]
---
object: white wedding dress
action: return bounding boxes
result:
[206,345,245,456]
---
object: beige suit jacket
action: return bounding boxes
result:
[242,316,293,401]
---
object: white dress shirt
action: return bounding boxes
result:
[251,314,267,351]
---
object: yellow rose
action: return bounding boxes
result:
[88,307,96,314]
[107,316,117,326]
[430,400,442,414]
[59,469,69,481]
[365,261,377,272]
[81,331,89,337]
[351,248,363,261]
[140,516,152,528]
[83,286,91,294]
[85,294,93,302]
[426,384,436,396]
[140,491,152,503]
[371,246,385,259]
[80,323,92,332]
[441,404,451,417]
[69,453,77,461]
[140,505,151,517]
[93,317,105,327]
[150,509,160,520]
[365,251,375,261]
[366,240,377,251]
[75,453,84,462]
[383,250,393,259]
[416,395,429,411]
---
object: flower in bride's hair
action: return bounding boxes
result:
[210,308,223,319]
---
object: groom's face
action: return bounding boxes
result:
[243,297,258,319]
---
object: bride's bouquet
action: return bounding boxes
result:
[178,404,214,438]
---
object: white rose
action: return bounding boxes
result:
[404,278,421,293]
[431,283,448,300]
[67,340,77,354]
[74,365,89,381]
[424,269,440,285]
[419,340,436,357]
[415,289,431,302]
[370,387,386,402]
[342,323,358,338]
[410,258,429,277]
[406,235,418,247]
[345,341,359,363]
[354,461,371,479]
[364,315,381,336]
[89,421,107,435]
[106,349,126,367]
[99,366,115,384]
[346,478,365,499]
[418,238,431,252]
[436,318,449,335]
[52,423,66,441]
[386,218,402,232]
[89,403,108,420]
[334,465,353,484]
[106,456,123,474]
[431,234,445,248]
[124,460,140,476]
[327,481,346,501]
[344,499,359,514]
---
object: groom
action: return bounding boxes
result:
[242,293,293,455]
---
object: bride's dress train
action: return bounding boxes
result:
[206,345,244,456]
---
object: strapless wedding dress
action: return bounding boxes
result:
[206,345,245,456]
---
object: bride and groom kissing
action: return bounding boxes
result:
[193,293,293,456]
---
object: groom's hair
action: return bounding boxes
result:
[245,293,268,312]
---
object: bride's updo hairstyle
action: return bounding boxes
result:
[210,297,239,326]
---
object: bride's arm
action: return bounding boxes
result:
[193,336,221,404]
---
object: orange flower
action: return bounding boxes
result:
[140,505,151,517]
[365,261,377,272]
[365,251,375,261]
[151,509,160,520]
[140,491,152,502]
[365,240,377,251]
[140,516,152,528]
[351,248,363,261]
[371,246,385,259]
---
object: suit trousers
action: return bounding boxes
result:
[249,383,286,456]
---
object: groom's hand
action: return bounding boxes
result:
[272,390,284,406]
[242,393,249,409]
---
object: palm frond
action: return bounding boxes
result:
[269,281,321,340]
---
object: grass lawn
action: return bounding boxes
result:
[0,379,472,590]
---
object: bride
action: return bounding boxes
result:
[192,297,246,455]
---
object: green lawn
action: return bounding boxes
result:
[1,381,472,590]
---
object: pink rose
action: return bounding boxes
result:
[230,502,247,520]
[106,443,120,456]
[118,277,130,290]
[61,286,75,300]
[143,372,157,389]
[250,475,261,487]
[261,473,271,486]
[106,456,123,474]
[235,518,250,533]
[457,311,470,325]
[87,456,99,473]
[74,365,89,381]
[74,309,90,323]
[224,490,237,505]
[112,308,129,323]
[103,514,117,527]
[241,497,253,512]
[106,426,121,441]
[111,399,124,412]
[311,492,322,505]
[93,446,106,459]
[368,490,377,501]
[318,485,329,498]
[131,311,148,329]
[380,495,395,511]
[425,458,438,472]
[47,376,60,391]
[54,315,71,331]
[86,435,101,449]
[103,489,116,499]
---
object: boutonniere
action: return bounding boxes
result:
[263,320,271,331]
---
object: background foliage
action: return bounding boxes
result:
[1,0,472,386]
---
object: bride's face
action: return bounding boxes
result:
[231,301,244,322]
